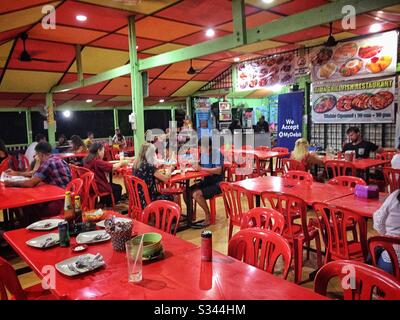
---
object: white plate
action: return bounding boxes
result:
[96,217,131,228]
[26,219,65,231]
[26,233,60,248]
[76,230,111,244]
[55,254,100,276]
[171,167,196,175]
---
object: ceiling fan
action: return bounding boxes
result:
[187,59,200,75]
[18,32,65,63]
[324,22,337,47]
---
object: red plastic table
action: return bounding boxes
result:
[324,193,387,218]
[4,219,326,300]
[0,183,65,210]
[168,170,213,228]
[233,176,354,206]
[57,153,88,160]
[321,157,389,170]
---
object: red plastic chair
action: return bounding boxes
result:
[69,164,80,180]
[314,260,400,300]
[65,178,83,199]
[282,158,306,173]
[240,207,285,235]
[271,147,289,176]
[261,191,322,283]
[232,152,260,181]
[328,176,366,189]
[142,200,181,235]
[103,144,113,161]
[368,235,400,280]
[220,182,254,240]
[311,202,368,264]
[157,181,184,208]
[283,170,313,183]
[123,175,151,220]
[325,160,356,178]
[376,151,398,164]
[0,257,55,300]
[0,157,10,174]
[89,175,116,210]
[228,228,292,279]
[79,172,94,211]
[383,167,400,194]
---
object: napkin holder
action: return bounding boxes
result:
[354,184,379,199]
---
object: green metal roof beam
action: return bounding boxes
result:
[139,0,399,71]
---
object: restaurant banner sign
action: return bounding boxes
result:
[311,77,396,124]
[310,30,398,83]
[235,52,296,91]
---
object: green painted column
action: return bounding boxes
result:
[297,76,309,140]
[185,97,192,119]
[128,16,144,155]
[46,92,56,146]
[25,108,33,145]
[171,107,176,122]
[113,108,119,130]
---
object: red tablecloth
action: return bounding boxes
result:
[233,176,354,205]
[324,193,387,218]
[4,218,326,300]
[0,183,65,210]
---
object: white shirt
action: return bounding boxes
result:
[24,142,38,164]
[373,190,400,263]
[391,153,400,169]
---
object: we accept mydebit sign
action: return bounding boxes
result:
[277,92,304,151]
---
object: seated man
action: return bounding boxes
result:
[342,126,384,159]
[5,142,72,218]
[186,137,224,228]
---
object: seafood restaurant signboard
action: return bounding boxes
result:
[310,30,398,83]
[311,77,396,124]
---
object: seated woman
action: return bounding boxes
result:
[291,138,323,174]
[132,142,173,209]
[84,143,127,207]
[70,135,88,153]
[373,189,400,274]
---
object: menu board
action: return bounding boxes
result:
[236,52,296,91]
[310,30,398,83]
[311,76,396,124]
[219,101,232,121]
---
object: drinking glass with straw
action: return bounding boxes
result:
[125,235,144,283]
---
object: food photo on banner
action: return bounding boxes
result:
[312,77,396,123]
[277,92,304,151]
[310,30,398,82]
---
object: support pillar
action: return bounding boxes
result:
[25,108,33,145]
[113,108,119,130]
[128,16,144,155]
[46,92,56,146]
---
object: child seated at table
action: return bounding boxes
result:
[132,142,174,209]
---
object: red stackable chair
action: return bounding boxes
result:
[240,207,285,234]
[157,181,184,208]
[383,167,400,193]
[325,160,356,178]
[0,257,56,300]
[220,182,254,240]
[89,176,116,210]
[271,147,289,176]
[314,260,400,300]
[283,170,313,183]
[65,178,83,199]
[328,176,366,189]
[79,172,94,211]
[0,157,10,174]
[312,202,368,264]
[228,228,292,279]
[261,191,323,283]
[69,164,80,180]
[142,200,181,235]
[368,235,400,280]
[282,159,306,173]
[123,175,151,220]
[376,151,398,165]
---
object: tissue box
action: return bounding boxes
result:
[354,184,379,199]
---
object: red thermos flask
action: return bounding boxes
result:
[201,230,212,261]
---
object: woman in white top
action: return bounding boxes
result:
[373,189,400,274]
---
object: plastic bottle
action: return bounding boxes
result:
[201,230,212,261]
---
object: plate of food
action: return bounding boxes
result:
[368,91,394,110]
[317,62,337,79]
[311,47,333,66]
[358,45,383,59]
[333,42,358,61]
[339,58,363,77]
[96,217,132,228]
[76,230,111,244]
[55,253,105,277]
[336,94,356,112]
[26,233,60,249]
[313,95,337,113]
[26,219,64,231]
[351,93,373,111]
[366,55,392,73]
